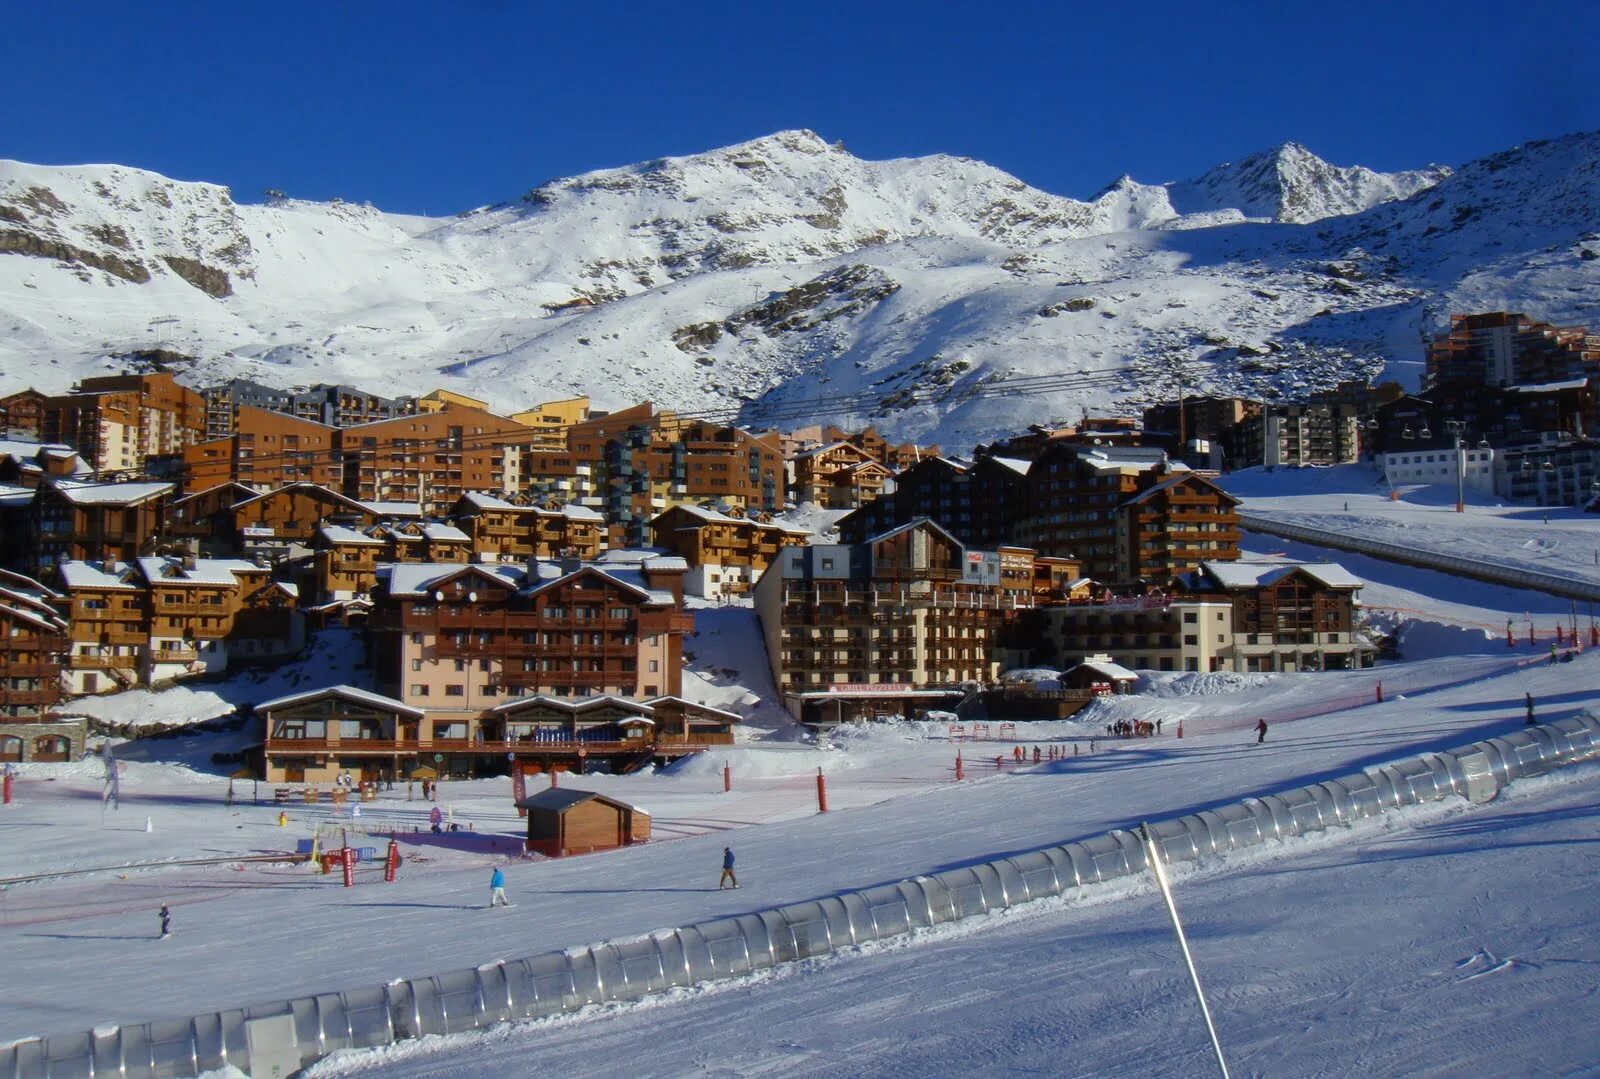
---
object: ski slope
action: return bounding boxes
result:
[0,646,1592,1051]
[311,762,1600,1079]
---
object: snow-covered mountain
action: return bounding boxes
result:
[2,128,1597,450]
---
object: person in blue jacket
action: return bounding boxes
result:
[719,847,738,890]
[489,865,509,907]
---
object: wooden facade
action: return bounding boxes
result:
[517,788,650,856]
[183,406,342,491]
[1116,472,1241,582]
[790,442,892,509]
[753,519,1038,723]
[368,558,695,717]
[451,492,605,562]
[647,504,809,597]
[32,480,172,573]
[342,403,536,514]
[43,372,205,475]
[0,570,69,722]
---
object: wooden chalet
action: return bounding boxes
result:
[516,788,650,857]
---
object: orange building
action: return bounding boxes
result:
[182,406,341,491]
[790,441,894,509]
[0,389,49,440]
[648,503,810,598]
[42,372,205,475]
[451,492,605,562]
[32,480,173,573]
[341,404,536,514]
[367,554,694,720]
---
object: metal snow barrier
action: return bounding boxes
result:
[8,714,1600,1079]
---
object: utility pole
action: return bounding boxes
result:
[1446,420,1466,513]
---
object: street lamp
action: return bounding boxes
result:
[1444,420,1465,513]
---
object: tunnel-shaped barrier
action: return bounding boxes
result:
[7,714,1598,1079]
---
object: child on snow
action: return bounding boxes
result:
[489,866,509,907]
[158,904,171,939]
[719,847,738,890]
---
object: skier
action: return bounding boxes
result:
[1526,692,1536,726]
[719,847,738,890]
[489,865,509,908]
[158,904,171,940]
[1155,718,1163,735]
[1255,718,1269,744]
[1550,643,1559,665]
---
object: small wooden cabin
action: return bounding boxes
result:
[516,788,650,856]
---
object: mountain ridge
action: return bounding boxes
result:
[1,129,1596,451]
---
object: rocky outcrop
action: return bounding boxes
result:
[158,256,232,296]
[0,228,150,282]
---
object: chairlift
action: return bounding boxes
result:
[1418,426,1432,439]
[1401,426,1414,439]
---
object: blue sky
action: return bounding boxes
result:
[5,1,1596,215]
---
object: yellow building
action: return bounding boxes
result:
[413,388,491,414]
[509,396,591,448]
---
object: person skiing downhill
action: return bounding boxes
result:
[1255,718,1269,744]
[719,847,738,890]
[158,904,171,939]
[489,866,508,908]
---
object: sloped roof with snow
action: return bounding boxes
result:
[385,561,527,597]
[137,557,261,588]
[255,684,425,718]
[319,524,386,546]
[49,480,172,505]
[58,561,141,590]
[1201,561,1363,590]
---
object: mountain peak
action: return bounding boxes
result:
[1167,141,1449,223]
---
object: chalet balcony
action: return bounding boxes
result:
[71,654,139,670]
[1,662,64,679]
[0,689,59,707]
[152,647,202,664]
[0,636,69,654]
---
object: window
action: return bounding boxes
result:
[410,632,423,645]
[648,660,659,673]
[445,685,465,697]
[410,684,430,697]
[411,659,422,672]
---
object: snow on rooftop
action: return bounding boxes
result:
[320,524,385,545]
[358,501,424,518]
[57,561,139,590]
[137,557,262,588]
[1202,560,1363,590]
[254,684,425,717]
[50,480,172,505]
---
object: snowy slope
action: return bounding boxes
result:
[2,129,1597,450]
[313,765,1600,1079]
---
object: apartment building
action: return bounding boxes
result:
[340,403,536,514]
[1425,312,1600,391]
[1117,471,1242,582]
[1024,560,1370,674]
[648,503,810,598]
[380,521,473,564]
[0,569,76,762]
[451,492,605,563]
[509,396,592,448]
[784,424,937,471]
[838,454,1032,551]
[1497,437,1600,507]
[55,555,301,693]
[601,420,784,543]
[31,479,173,573]
[43,372,206,474]
[183,406,342,491]
[314,525,388,601]
[1224,403,1362,468]
[290,384,411,428]
[200,379,296,439]
[366,554,695,720]
[413,389,490,414]
[1184,561,1371,672]
[0,389,49,440]
[752,519,1037,723]
[789,442,894,509]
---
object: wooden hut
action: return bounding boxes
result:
[516,788,650,856]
